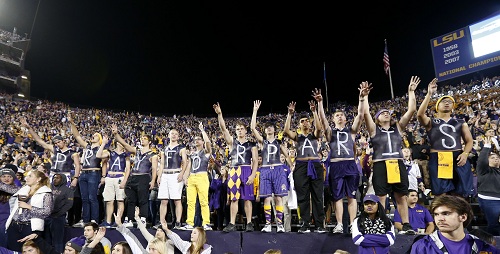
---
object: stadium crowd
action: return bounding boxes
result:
[0,74,499,253]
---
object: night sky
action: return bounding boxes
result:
[1,0,500,117]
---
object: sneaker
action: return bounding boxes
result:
[277,224,285,233]
[153,223,162,229]
[332,223,343,234]
[245,222,254,232]
[90,220,97,224]
[315,227,327,234]
[180,224,194,230]
[72,220,85,228]
[110,222,118,228]
[123,218,134,228]
[223,223,237,233]
[401,223,416,235]
[100,221,112,228]
[140,217,147,226]
[203,224,213,231]
[261,223,272,232]
[298,224,310,234]
[173,222,182,229]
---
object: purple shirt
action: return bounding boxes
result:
[394,203,434,231]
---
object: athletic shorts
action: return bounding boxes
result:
[372,160,409,196]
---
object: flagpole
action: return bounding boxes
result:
[323,61,329,112]
[388,66,394,99]
[383,39,394,99]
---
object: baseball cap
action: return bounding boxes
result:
[374,109,390,119]
[66,236,86,252]
[0,168,16,179]
[436,95,455,112]
[363,194,380,203]
[52,135,64,142]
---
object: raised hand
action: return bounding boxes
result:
[253,100,261,111]
[287,101,296,114]
[19,117,29,128]
[198,121,204,131]
[408,76,421,92]
[111,124,118,134]
[102,135,109,145]
[213,102,222,114]
[312,88,322,102]
[358,81,372,98]
[427,78,438,95]
[308,100,317,112]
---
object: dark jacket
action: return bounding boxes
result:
[50,173,74,218]
[476,145,500,199]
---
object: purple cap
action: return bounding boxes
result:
[374,109,390,119]
[363,194,380,203]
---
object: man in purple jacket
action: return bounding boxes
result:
[410,195,499,254]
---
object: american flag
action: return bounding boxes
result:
[383,41,390,75]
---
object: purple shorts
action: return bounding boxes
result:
[328,160,359,201]
[259,164,289,198]
[227,165,255,201]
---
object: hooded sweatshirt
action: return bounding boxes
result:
[50,173,74,218]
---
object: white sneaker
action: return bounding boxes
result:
[140,217,147,226]
[261,224,272,232]
[123,217,134,228]
[276,224,285,233]
[180,224,194,230]
[332,223,343,234]
[72,220,85,228]
[203,224,213,231]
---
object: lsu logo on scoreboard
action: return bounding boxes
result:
[433,30,465,47]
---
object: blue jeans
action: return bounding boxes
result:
[44,215,66,253]
[478,197,500,236]
[79,171,101,222]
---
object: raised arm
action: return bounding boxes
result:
[200,122,212,155]
[250,100,264,144]
[308,100,322,137]
[67,112,87,147]
[71,152,81,188]
[96,135,110,159]
[417,78,438,131]
[312,88,332,140]
[19,117,53,151]
[213,102,233,146]
[111,124,136,153]
[352,82,372,133]
[361,82,376,137]
[283,102,297,140]
[398,76,421,129]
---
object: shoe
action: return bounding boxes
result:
[180,224,194,230]
[123,218,134,228]
[110,222,118,228]
[315,227,327,234]
[173,222,182,229]
[401,223,416,235]
[100,221,112,228]
[90,220,97,224]
[277,224,285,233]
[72,220,85,228]
[245,222,254,232]
[332,223,343,234]
[261,224,272,232]
[203,224,213,231]
[298,224,310,234]
[153,224,162,229]
[223,223,237,233]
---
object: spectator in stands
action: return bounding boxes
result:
[410,195,500,253]
[114,208,174,254]
[393,189,434,234]
[112,124,158,228]
[213,102,259,232]
[81,222,112,254]
[362,77,421,235]
[44,173,74,253]
[157,128,187,230]
[250,100,289,233]
[68,113,106,226]
[180,122,213,231]
[161,221,213,254]
[96,136,130,228]
[110,241,133,254]
[476,136,500,236]
[313,84,365,234]
[1,170,52,252]
[0,167,16,248]
[409,135,430,189]
[351,194,395,254]
[402,148,423,192]
[283,100,326,233]
[416,78,474,197]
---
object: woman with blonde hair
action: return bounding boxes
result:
[161,222,212,254]
[0,170,52,252]
[148,238,166,254]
